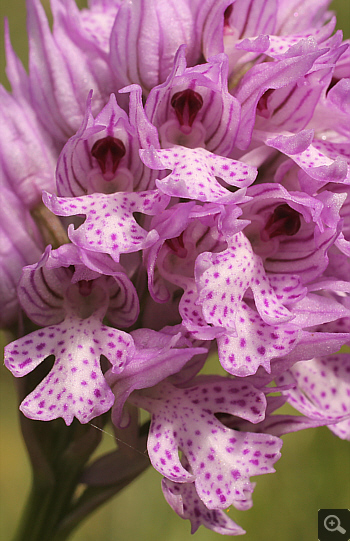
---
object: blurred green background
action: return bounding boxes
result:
[0,2,350,541]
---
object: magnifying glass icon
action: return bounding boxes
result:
[324,515,346,534]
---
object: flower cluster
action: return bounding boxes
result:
[2,0,350,536]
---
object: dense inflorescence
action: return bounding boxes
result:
[2,0,350,535]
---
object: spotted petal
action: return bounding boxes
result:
[4,314,135,425]
[140,146,256,203]
[162,477,246,535]
[43,190,170,261]
[266,131,350,185]
[179,280,224,340]
[132,379,282,509]
[196,232,294,330]
[217,303,300,376]
[277,354,350,439]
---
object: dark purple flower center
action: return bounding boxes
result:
[257,89,274,117]
[327,77,339,94]
[264,204,301,239]
[171,89,203,127]
[165,232,188,258]
[224,4,233,27]
[91,136,126,176]
[78,280,94,297]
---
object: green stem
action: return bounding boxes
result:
[12,449,150,541]
[12,419,101,541]
[52,457,150,541]
[12,458,84,541]
[12,414,149,541]
[12,476,54,541]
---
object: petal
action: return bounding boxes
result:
[162,477,245,535]
[217,303,300,376]
[5,326,62,377]
[268,274,307,305]
[277,354,350,439]
[110,0,195,94]
[179,280,224,340]
[145,49,241,155]
[0,189,44,327]
[132,379,282,509]
[264,223,339,283]
[196,232,293,329]
[26,0,114,142]
[141,146,256,203]
[107,331,207,426]
[26,0,86,141]
[57,90,160,197]
[289,293,350,328]
[226,0,277,40]
[0,87,56,208]
[43,190,170,261]
[5,314,135,425]
[17,253,70,326]
[234,49,325,149]
[266,131,349,184]
[106,273,140,329]
[4,19,31,102]
[275,0,332,35]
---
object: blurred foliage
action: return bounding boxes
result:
[1,1,350,541]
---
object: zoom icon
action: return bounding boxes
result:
[319,509,350,541]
